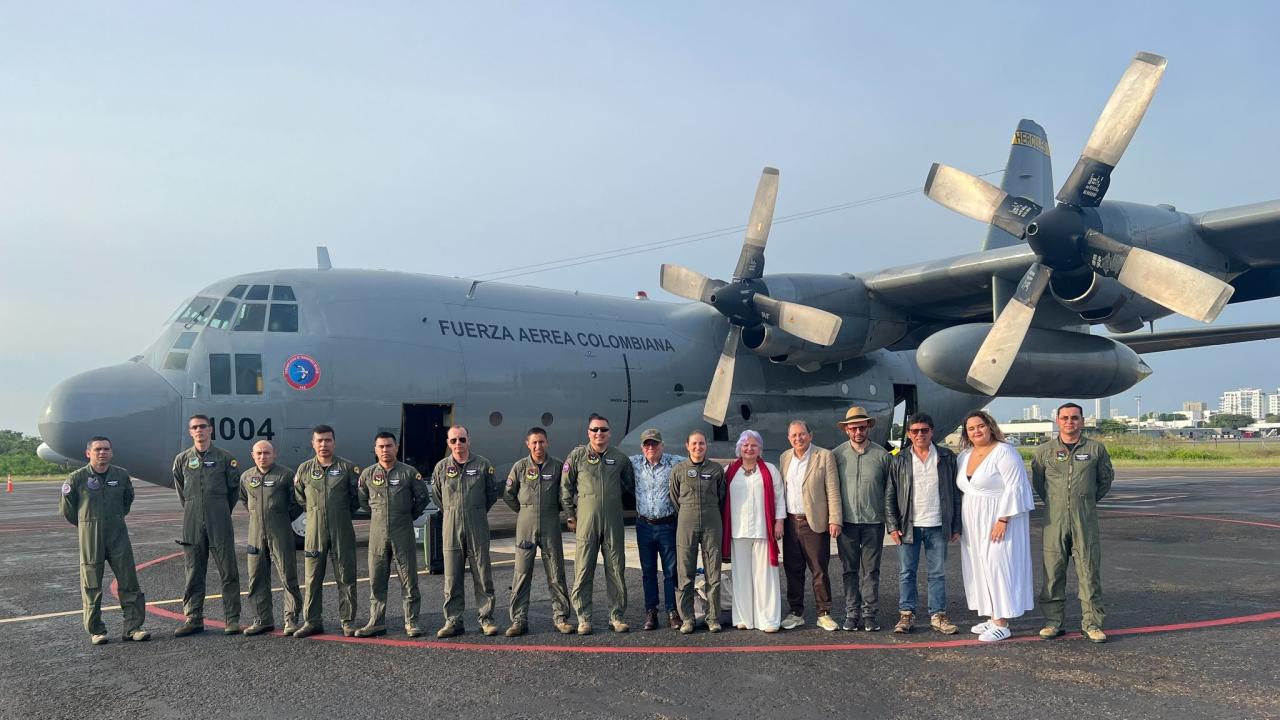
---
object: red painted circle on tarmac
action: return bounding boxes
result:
[114,511,1280,653]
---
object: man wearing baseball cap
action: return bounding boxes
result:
[629,428,686,631]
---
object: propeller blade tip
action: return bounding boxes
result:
[965,375,999,396]
[924,163,941,194]
[1135,51,1167,68]
[762,167,779,176]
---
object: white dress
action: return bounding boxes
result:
[728,461,786,630]
[956,442,1035,620]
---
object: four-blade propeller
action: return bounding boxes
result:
[923,52,1234,395]
[660,168,843,426]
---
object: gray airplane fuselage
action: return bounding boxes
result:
[39,268,983,486]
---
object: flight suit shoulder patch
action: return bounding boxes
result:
[61,482,72,495]
[230,459,238,469]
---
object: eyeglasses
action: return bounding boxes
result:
[447,437,468,444]
[189,424,210,430]
[907,428,932,435]
[588,427,610,433]
[1059,417,1083,423]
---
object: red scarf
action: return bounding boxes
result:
[722,459,780,567]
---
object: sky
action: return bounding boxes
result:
[3,2,1279,434]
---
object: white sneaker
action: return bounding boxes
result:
[780,613,805,630]
[970,620,994,635]
[978,625,1012,642]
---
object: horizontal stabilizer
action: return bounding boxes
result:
[1112,322,1280,354]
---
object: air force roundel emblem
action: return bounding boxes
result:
[284,354,321,390]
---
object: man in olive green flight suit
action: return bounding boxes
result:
[292,424,362,638]
[431,425,501,638]
[60,436,150,645]
[1032,402,1115,644]
[238,440,303,636]
[172,414,241,636]
[561,413,635,635]
[669,430,726,634]
[357,432,430,638]
[502,427,573,637]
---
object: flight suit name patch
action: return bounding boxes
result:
[604,458,616,465]
[263,479,276,487]
[465,469,478,476]
[388,478,400,486]
[1074,453,1091,461]
[700,473,713,479]
[327,468,341,477]
[203,460,216,468]
[107,479,119,487]
[541,473,554,480]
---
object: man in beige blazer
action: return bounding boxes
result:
[778,420,842,631]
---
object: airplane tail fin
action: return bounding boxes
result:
[982,119,1053,250]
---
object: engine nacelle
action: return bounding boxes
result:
[917,324,1151,398]
[744,273,907,366]
[1049,273,1144,332]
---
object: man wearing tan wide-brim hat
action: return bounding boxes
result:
[832,405,892,631]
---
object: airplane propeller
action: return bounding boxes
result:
[923,52,1235,396]
[660,167,843,426]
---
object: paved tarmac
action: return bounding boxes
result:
[1,468,1276,720]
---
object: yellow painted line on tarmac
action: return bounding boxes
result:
[0,559,516,626]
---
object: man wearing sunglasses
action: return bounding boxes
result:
[561,414,635,634]
[885,413,961,635]
[431,425,500,638]
[171,414,242,637]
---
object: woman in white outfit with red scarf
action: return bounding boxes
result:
[722,430,786,632]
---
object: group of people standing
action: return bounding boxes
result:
[60,403,1112,646]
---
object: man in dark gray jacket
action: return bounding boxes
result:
[885,413,961,634]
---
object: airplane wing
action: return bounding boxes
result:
[1196,200,1280,304]
[1111,322,1280,354]
[864,245,1036,321]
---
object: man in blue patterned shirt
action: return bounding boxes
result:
[629,429,686,631]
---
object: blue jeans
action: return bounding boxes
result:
[897,526,948,616]
[636,519,677,612]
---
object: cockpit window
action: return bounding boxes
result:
[271,285,296,301]
[173,332,198,350]
[209,354,232,395]
[246,285,270,301]
[233,303,267,331]
[164,352,189,370]
[227,284,248,299]
[176,296,216,326]
[235,354,263,395]
[208,300,239,330]
[268,304,299,332]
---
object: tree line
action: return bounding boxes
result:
[0,430,66,476]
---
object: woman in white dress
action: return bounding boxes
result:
[955,410,1035,642]
[722,430,786,632]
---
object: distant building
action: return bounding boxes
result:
[1270,391,1280,417]
[1030,404,1042,420]
[1220,388,1267,420]
[1182,400,1207,423]
[1022,407,1032,421]
[1095,397,1111,422]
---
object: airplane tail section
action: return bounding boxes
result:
[982,119,1054,250]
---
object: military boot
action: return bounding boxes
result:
[930,612,958,635]
[90,633,109,645]
[679,620,694,634]
[354,623,386,638]
[480,620,500,637]
[436,622,463,638]
[706,619,723,633]
[223,620,241,635]
[554,618,574,634]
[504,622,527,637]
[123,630,151,642]
[609,619,630,633]
[291,623,324,638]
[173,619,205,637]
[242,623,275,636]
[406,623,425,638]
[282,616,301,636]
[341,621,356,637]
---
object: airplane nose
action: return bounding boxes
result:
[39,362,183,486]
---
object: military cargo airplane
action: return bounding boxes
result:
[37,52,1280,504]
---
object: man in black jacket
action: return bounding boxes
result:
[885,413,961,634]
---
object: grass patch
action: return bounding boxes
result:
[1016,438,1280,467]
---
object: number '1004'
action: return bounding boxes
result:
[208,417,275,441]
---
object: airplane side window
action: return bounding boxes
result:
[163,352,188,370]
[227,284,248,299]
[271,285,296,301]
[234,354,263,395]
[246,285,270,300]
[209,354,232,395]
[233,303,267,331]
[208,300,239,330]
[173,332,198,350]
[165,299,192,324]
[268,303,298,332]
